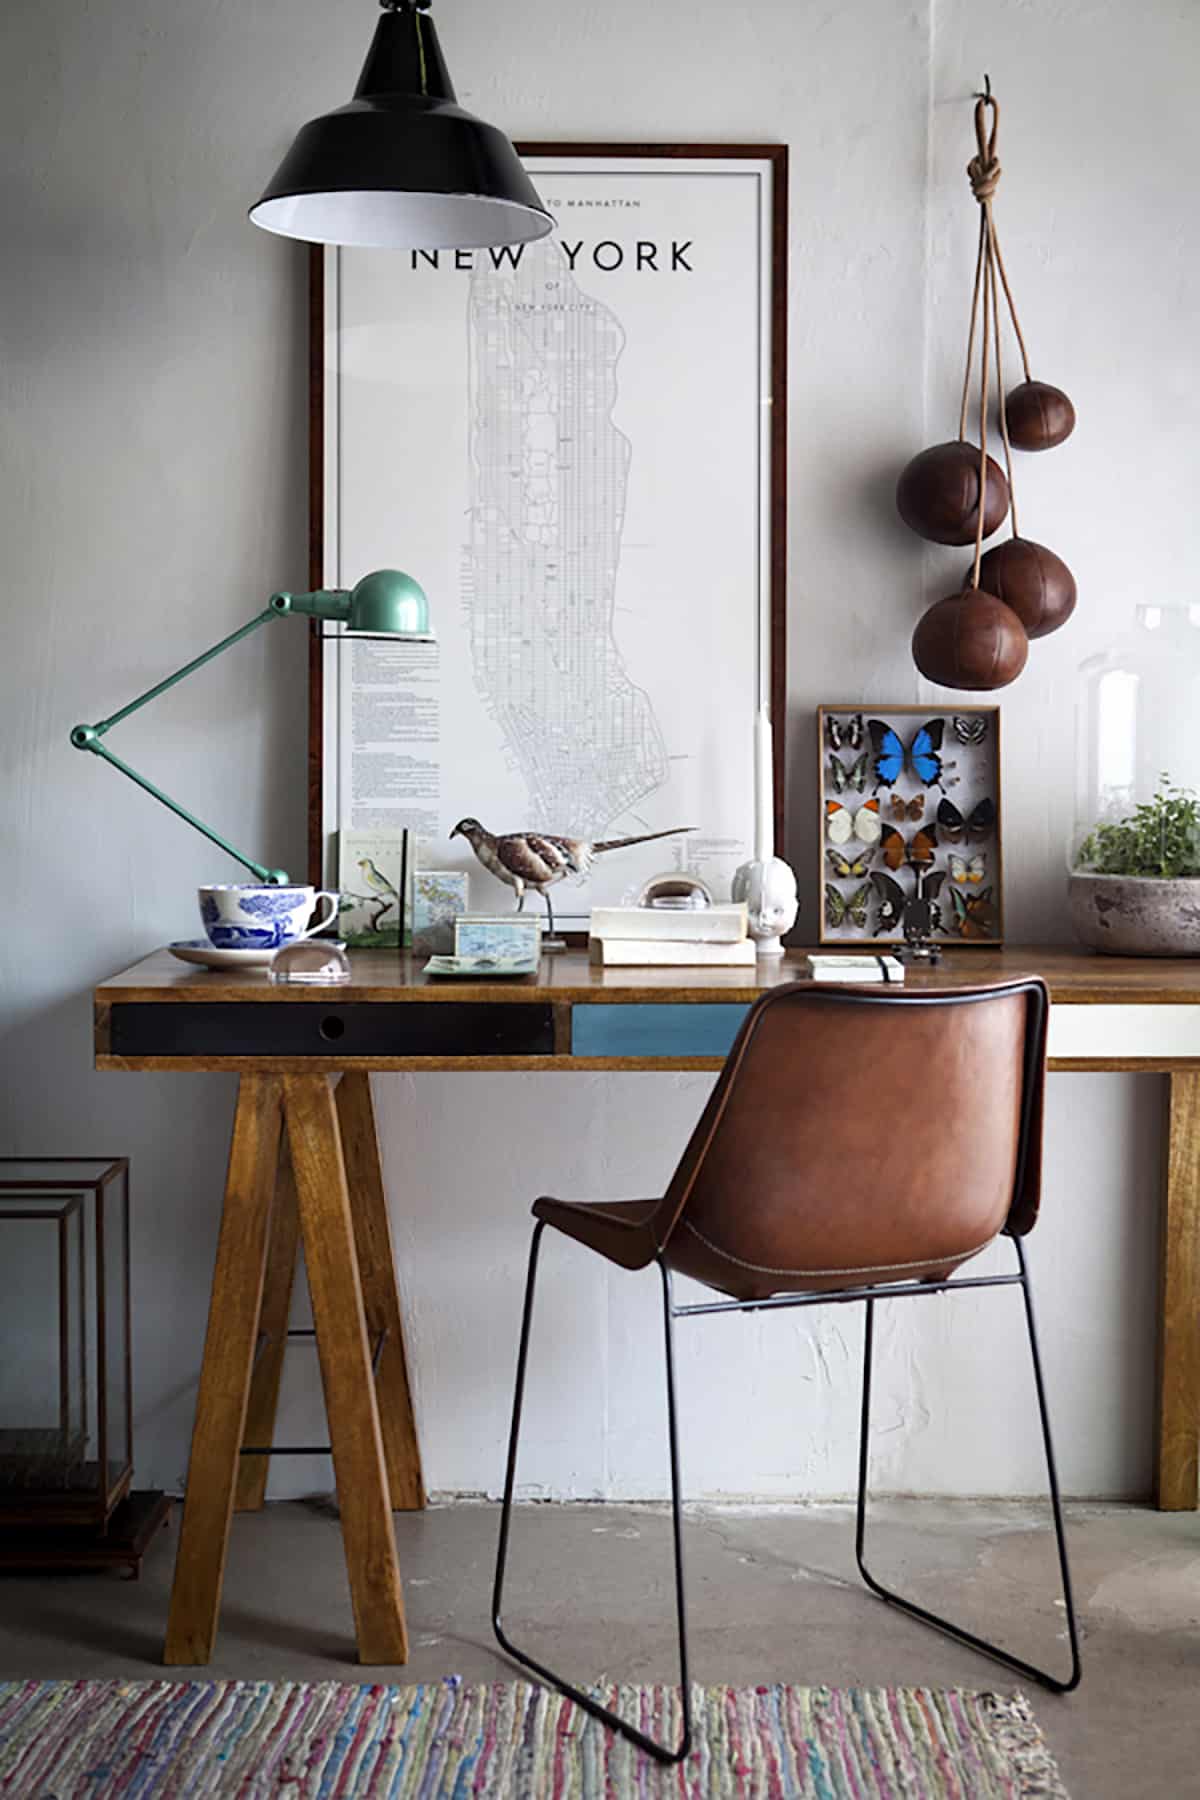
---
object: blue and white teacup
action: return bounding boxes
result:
[198,884,339,952]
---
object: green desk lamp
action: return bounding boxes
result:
[70,569,431,885]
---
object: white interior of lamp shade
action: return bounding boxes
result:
[249,190,555,249]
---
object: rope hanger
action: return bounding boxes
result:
[957,78,1034,592]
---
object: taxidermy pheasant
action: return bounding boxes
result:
[449,819,692,937]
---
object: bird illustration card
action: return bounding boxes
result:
[412,870,469,955]
[337,830,413,947]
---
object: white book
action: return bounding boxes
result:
[807,954,905,984]
[590,937,758,967]
[589,903,748,944]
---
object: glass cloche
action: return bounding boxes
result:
[1069,604,1200,954]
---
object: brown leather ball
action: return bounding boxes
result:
[974,538,1077,639]
[912,588,1030,690]
[1004,381,1076,451]
[896,441,1010,545]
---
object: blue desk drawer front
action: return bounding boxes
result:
[571,1003,750,1059]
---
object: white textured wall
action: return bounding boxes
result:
[1,0,1193,1500]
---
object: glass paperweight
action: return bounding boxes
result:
[636,871,713,910]
[269,939,352,984]
[1069,603,1200,954]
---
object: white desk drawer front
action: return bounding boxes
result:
[1049,1003,1200,1062]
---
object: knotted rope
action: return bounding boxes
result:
[957,87,1034,589]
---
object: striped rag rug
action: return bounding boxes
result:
[0,1678,1071,1798]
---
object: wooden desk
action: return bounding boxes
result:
[94,945,1200,1665]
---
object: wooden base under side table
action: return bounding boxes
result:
[163,1071,423,1667]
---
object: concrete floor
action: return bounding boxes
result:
[0,1499,1197,1797]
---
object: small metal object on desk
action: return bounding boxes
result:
[897,869,945,965]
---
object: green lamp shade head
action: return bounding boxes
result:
[249,3,553,250]
[347,568,432,636]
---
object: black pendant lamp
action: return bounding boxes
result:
[250,0,553,250]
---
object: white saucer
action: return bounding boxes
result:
[168,939,276,970]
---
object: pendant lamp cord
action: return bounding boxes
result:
[957,83,1029,585]
[381,0,430,93]
[415,9,428,93]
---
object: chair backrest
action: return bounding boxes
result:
[654,977,1048,1297]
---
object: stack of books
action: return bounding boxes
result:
[588,903,754,967]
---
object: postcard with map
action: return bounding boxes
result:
[412,870,469,954]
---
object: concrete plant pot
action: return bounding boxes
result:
[1068,872,1200,956]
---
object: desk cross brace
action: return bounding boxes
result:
[241,1326,389,1456]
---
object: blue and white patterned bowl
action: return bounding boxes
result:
[198,884,339,951]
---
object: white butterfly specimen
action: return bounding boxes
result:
[826,800,882,847]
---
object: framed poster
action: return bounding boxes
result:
[818,704,1004,946]
[309,145,787,930]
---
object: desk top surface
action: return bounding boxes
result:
[97,945,1200,1006]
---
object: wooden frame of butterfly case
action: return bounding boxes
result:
[817,704,1004,947]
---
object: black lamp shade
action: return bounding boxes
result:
[250,3,553,250]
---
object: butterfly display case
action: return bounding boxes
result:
[820,705,1003,946]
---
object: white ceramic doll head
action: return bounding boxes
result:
[731,856,799,956]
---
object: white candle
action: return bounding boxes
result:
[754,706,773,864]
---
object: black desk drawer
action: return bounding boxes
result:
[109,1002,556,1059]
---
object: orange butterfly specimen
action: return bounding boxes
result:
[879,822,937,870]
[889,793,925,822]
[949,853,986,885]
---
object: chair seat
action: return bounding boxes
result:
[532,1195,985,1300]
[532,1197,660,1270]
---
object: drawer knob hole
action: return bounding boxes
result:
[319,1016,346,1041]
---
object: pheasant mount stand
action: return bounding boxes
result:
[898,79,1078,691]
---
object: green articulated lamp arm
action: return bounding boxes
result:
[69,572,432,885]
[70,603,292,884]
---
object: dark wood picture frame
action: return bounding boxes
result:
[307,143,789,892]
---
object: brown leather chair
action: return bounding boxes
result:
[492,977,1081,1762]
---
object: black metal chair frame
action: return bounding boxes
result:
[492,986,1082,1766]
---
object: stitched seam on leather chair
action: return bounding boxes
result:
[680,1218,1000,1278]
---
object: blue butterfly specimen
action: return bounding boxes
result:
[868,718,946,792]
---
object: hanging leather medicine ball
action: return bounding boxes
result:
[911,588,1029,690]
[895,441,1010,545]
[1004,380,1076,451]
[974,538,1076,639]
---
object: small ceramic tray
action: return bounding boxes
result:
[423,953,538,978]
[169,939,275,971]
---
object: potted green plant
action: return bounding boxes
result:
[1069,779,1200,955]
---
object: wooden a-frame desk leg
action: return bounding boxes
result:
[234,1072,425,1515]
[234,1133,300,1513]
[336,1072,426,1511]
[165,1075,281,1665]
[165,1071,412,1665]
[283,1074,408,1662]
[1156,1070,1200,1510]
